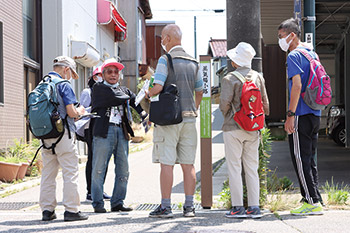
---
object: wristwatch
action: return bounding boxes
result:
[287,110,295,117]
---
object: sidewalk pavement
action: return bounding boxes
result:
[1,105,350,232]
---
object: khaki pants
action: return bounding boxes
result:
[39,131,80,213]
[223,130,260,207]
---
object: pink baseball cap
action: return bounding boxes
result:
[93,66,102,76]
[101,58,125,72]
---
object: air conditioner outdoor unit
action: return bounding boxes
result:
[71,41,100,67]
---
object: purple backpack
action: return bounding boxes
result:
[296,49,332,110]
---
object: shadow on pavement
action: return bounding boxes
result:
[0,211,280,233]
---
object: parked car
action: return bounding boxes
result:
[326,104,346,146]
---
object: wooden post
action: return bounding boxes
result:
[199,55,212,208]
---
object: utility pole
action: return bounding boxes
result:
[194,16,197,59]
[304,0,316,50]
[226,0,262,72]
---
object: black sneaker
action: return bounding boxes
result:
[246,207,263,219]
[94,207,107,213]
[183,206,195,217]
[86,193,92,202]
[111,204,133,212]
[64,211,89,221]
[149,205,173,218]
[225,206,246,218]
[103,192,111,200]
[42,210,57,221]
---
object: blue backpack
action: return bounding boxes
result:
[27,75,69,156]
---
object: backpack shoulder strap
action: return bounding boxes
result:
[44,74,69,85]
[232,71,246,83]
[165,53,174,73]
[164,53,177,87]
[295,48,315,62]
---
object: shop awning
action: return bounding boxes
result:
[97,0,127,41]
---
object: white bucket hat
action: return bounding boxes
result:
[227,42,256,68]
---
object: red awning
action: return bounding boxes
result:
[97,0,127,41]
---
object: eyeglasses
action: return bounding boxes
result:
[105,69,119,75]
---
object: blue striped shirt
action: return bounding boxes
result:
[154,56,203,92]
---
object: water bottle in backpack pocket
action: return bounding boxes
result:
[296,49,332,110]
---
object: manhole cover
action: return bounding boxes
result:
[135,203,202,211]
[0,202,38,210]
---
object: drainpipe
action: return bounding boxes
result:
[194,16,197,59]
[304,0,316,50]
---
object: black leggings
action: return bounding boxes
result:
[85,128,108,194]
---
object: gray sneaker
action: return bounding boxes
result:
[246,207,263,219]
[225,206,246,218]
[183,206,195,217]
[149,205,173,218]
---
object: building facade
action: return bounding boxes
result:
[0,0,150,149]
[0,0,25,148]
[117,0,152,93]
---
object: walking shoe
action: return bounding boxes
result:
[94,207,107,213]
[103,192,111,200]
[291,202,323,216]
[183,206,195,217]
[225,206,246,218]
[246,207,263,219]
[42,210,57,221]
[86,193,92,202]
[149,205,174,218]
[111,204,133,212]
[64,211,89,221]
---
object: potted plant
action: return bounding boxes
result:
[0,139,41,182]
[0,156,21,182]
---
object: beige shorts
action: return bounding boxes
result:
[152,122,197,165]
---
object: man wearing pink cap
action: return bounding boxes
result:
[76,65,111,202]
[90,58,147,213]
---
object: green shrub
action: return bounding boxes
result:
[267,169,294,192]
[257,128,272,206]
[218,180,231,209]
[323,178,349,205]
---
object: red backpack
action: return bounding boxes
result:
[233,71,265,131]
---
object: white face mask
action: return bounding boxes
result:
[278,33,292,52]
[161,38,167,52]
[65,69,72,82]
[96,76,103,82]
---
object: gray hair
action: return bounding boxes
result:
[163,24,182,41]
[278,18,301,38]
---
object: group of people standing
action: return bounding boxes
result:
[38,18,323,222]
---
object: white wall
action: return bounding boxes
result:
[96,23,116,64]
[42,0,117,154]
[43,0,116,72]
[42,0,63,76]
[62,0,97,49]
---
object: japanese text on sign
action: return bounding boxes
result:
[200,61,211,98]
